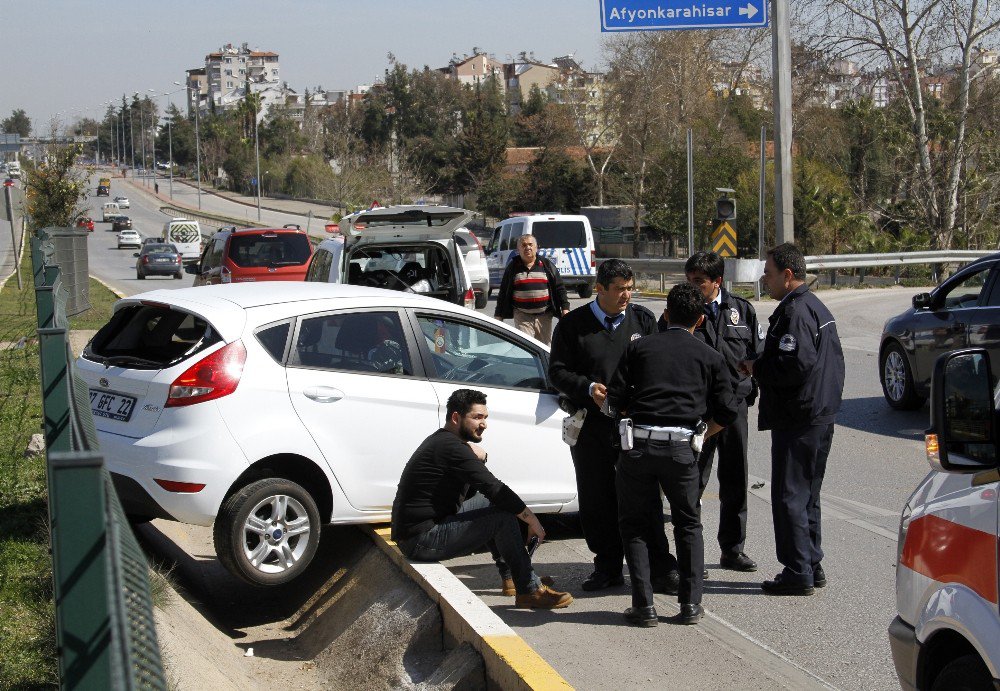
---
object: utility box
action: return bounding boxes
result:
[38,227,91,316]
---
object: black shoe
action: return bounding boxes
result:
[582,571,624,591]
[720,552,758,572]
[762,574,815,596]
[677,603,703,624]
[812,564,827,588]
[651,570,680,595]
[624,606,658,627]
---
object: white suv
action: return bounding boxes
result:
[77,282,578,585]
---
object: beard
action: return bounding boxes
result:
[459,425,483,443]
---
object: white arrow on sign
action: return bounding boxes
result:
[739,3,759,19]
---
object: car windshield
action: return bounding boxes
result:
[228,233,312,268]
[531,221,586,248]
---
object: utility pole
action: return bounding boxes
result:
[771,0,794,244]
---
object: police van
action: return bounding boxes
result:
[486,214,596,298]
[890,347,1000,690]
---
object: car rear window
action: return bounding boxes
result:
[531,221,586,248]
[84,304,221,369]
[227,233,312,268]
[144,244,175,253]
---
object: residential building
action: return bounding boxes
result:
[186,42,281,116]
[505,56,561,112]
[440,52,505,88]
[184,68,208,118]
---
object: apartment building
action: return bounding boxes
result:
[184,42,281,117]
[440,52,506,88]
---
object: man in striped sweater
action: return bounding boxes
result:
[494,235,570,345]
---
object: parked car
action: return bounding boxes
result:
[75,282,578,585]
[76,217,95,232]
[188,225,313,285]
[134,243,183,280]
[304,205,476,311]
[889,347,1000,690]
[117,229,141,249]
[114,196,130,209]
[455,228,489,309]
[879,253,1000,409]
[111,215,133,232]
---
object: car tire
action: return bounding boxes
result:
[475,290,488,309]
[930,654,993,691]
[577,284,593,299]
[137,271,144,280]
[174,272,182,280]
[214,478,321,586]
[880,342,925,410]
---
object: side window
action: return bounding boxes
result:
[207,238,225,270]
[255,321,290,363]
[487,227,501,254]
[415,315,546,390]
[983,267,1000,307]
[942,267,992,309]
[499,225,512,252]
[305,249,331,282]
[292,311,412,376]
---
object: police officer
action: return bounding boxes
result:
[660,252,762,573]
[741,243,845,596]
[606,282,738,626]
[550,259,678,592]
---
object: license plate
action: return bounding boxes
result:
[155,257,170,263]
[89,389,137,422]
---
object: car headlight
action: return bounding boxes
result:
[896,502,913,566]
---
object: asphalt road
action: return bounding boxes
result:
[81,172,932,689]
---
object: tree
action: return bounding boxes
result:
[24,145,88,232]
[2,109,31,137]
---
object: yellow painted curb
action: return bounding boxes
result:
[368,525,573,690]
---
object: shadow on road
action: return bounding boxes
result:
[836,395,929,440]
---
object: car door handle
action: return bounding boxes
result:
[303,386,344,403]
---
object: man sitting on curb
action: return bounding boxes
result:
[391,388,573,609]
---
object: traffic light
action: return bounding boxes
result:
[715,188,736,222]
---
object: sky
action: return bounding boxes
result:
[1,0,608,132]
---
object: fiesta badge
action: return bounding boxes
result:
[729,308,739,325]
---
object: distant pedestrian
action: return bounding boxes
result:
[741,243,845,596]
[494,234,569,345]
[391,389,573,609]
[549,258,679,593]
[660,251,763,573]
[155,182,159,195]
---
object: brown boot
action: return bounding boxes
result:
[501,575,554,596]
[514,584,573,609]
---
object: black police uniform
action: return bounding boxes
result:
[660,288,763,558]
[606,327,738,609]
[550,302,677,584]
[753,284,845,587]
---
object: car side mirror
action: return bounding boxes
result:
[132,252,139,257]
[184,263,198,275]
[928,348,998,472]
[912,293,932,310]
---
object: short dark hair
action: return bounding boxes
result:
[666,282,704,328]
[596,259,634,288]
[685,251,724,281]
[446,389,487,418]
[767,243,806,280]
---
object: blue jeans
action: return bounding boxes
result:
[398,494,541,595]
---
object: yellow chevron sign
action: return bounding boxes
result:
[711,221,737,257]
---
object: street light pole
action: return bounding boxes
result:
[167,118,173,199]
[177,80,202,209]
[254,111,261,221]
[138,96,148,187]
[128,102,136,177]
[148,89,158,193]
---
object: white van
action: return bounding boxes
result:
[7,161,21,179]
[162,218,202,264]
[101,201,120,222]
[304,205,476,310]
[486,214,596,298]
[890,346,1000,690]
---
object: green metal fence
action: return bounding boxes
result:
[32,229,166,690]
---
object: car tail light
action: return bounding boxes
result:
[590,250,596,268]
[463,288,475,310]
[154,479,206,493]
[177,256,183,264]
[142,256,150,264]
[165,340,246,407]
[221,265,231,284]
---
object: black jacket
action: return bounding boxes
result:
[658,288,763,402]
[494,256,570,319]
[754,284,845,431]
[549,302,658,421]
[607,327,738,429]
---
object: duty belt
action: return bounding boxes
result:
[633,426,692,441]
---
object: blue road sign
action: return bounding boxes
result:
[600,0,769,31]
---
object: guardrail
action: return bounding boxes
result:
[32,230,166,689]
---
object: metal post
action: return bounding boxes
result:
[4,185,21,289]
[167,119,173,199]
[128,105,136,177]
[96,121,100,167]
[254,113,262,222]
[771,0,794,245]
[111,115,116,164]
[756,126,766,300]
[686,128,694,257]
[194,90,203,210]
[139,100,148,187]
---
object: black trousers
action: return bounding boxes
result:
[571,419,676,577]
[770,423,834,585]
[698,398,749,555]
[617,439,703,607]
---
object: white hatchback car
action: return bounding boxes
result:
[114,196,130,209]
[117,229,141,249]
[77,283,578,585]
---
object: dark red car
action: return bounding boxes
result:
[76,217,95,232]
